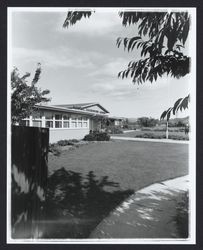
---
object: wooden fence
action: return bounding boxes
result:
[11,125,49,239]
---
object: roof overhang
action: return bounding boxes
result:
[35,104,108,117]
[81,103,109,113]
[54,102,109,114]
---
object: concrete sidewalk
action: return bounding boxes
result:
[89,175,189,239]
[111,136,189,144]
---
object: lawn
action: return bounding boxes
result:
[45,140,189,238]
[115,130,189,140]
[48,140,188,190]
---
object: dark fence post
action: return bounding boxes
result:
[11,125,49,239]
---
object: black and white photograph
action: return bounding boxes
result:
[7,7,196,244]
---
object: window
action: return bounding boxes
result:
[63,121,70,128]
[45,113,53,119]
[71,121,77,128]
[55,121,62,128]
[32,112,41,119]
[78,122,82,128]
[63,115,70,120]
[83,122,88,128]
[20,120,30,126]
[46,121,53,128]
[55,114,62,120]
[32,120,42,127]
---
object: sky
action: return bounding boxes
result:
[9,8,192,119]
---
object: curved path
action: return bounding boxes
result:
[90,175,189,239]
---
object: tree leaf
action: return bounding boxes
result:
[127,36,141,51]
[172,98,183,115]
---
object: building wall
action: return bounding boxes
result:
[89,119,101,131]
[49,128,89,143]
[22,108,105,143]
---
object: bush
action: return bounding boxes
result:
[168,134,189,140]
[56,139,79,146]
[83,132,110,141]
[141,127,153,131]
[49,143,61,156]
[135,133,165,139]
[109,127,123,134]
[57,140,74,146]
[134,132,189,140]
[174,191,189,238]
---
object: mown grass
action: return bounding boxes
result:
[116,130,189,140]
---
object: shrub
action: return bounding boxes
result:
[174,191,189,238]
[49,143,61,156]
[141,127,153,131]
[83,131,110,141]
[134,132,189,140]
[109,127,123,134]
[56,139,80,146]
[168,134,189,141]
[57,140,74,146]
[135,133,165,139]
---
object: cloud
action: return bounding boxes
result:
[57,10,122,36]
[90,79,140,100]
[89,73,180,101]
[12,46,96,69]
[88,57,131,79]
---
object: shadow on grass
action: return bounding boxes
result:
[43,168,134,238]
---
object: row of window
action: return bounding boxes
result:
[31,112,88,121]
[45,120,88,128]
[21,115,89,129]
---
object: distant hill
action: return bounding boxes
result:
[160,116,189,125]
[127,118,138,124]
[127,116,189,126]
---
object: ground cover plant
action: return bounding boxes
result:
[49,139,83,156]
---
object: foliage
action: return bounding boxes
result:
[63,11,93,28]
[108,127,124,134]
[49,143,61,156]
[117,12,190,83]
[63,11,191,117]
[11,64,51,124]
[174,191,189,238]
[117,12,191,120]
[57,139,79,146]
[135,132,165,139]
[160,94,190,121]
[134,132,188,140]
[83,131,110,141]
[137,117,159,127]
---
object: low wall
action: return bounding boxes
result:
[49,128,89,143]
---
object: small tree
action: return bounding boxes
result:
[11,64,51,124]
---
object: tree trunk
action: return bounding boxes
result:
[166,121,169,139]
